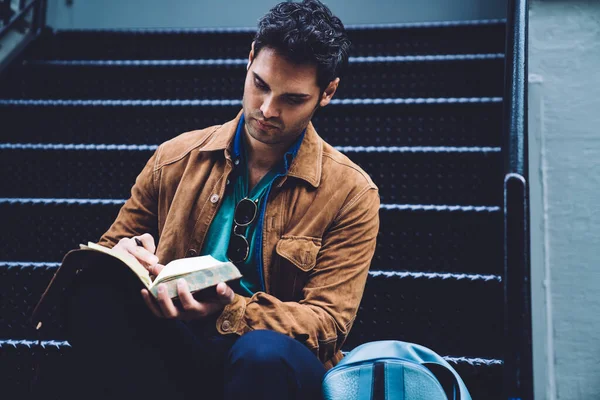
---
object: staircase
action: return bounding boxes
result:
[0,19,506,399]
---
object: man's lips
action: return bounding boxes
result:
[255,119,278,130]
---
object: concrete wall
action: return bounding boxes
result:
[45,0,507,29]
[528,1,600,399]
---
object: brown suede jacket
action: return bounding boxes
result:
[98,111,380,369]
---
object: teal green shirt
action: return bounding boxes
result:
[201,115,304,296]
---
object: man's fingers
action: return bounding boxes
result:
[137,233,157,254]
[116,236,159,267]
[177,279,206,317]
[141,289,163,318]
[216,282,235,305]
[149,263,165,277]
[156,284,179,318]
[176,279,202,313]
[133,245,159,266]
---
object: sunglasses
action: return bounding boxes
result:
[227,197,259,263]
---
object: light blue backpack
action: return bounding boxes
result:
[322,341,472,400]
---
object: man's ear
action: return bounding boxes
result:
[247,41,256,71]
[319,78,340,107]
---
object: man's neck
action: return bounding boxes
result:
[243,130,295,172]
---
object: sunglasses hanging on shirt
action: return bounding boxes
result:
[227,197,259,263]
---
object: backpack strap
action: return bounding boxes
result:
[423,362,462,400]
[335,341,472,400]
[357,363,375,400]
[390,341,471,400]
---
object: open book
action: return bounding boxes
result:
[80,242,242,299]
[31,242,242,332]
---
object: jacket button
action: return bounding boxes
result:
[221,320,231,332]
[234,159,240,166]
[186,249,198,257]
[210,194,220,203]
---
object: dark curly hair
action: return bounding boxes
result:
[253,0,351,93]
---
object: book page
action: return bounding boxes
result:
[152,255,225,285]
[82,242,152,288]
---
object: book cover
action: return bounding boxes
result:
[31,243,242,332]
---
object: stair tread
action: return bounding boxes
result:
[27,21,505,60]
[0,148,503,204]
[0,203,503,275]
[1,57,504,99]
[0,102,504,147]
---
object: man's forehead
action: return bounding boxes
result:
[252,47,319,91]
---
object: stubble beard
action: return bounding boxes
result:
[241,99,320,147]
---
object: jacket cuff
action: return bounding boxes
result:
[216,293,247,335]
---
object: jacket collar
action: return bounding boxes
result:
[197,110,242,153]
[286,120,322,188]
[199,110,322,188]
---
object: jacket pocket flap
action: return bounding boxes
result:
[275,236,322,272]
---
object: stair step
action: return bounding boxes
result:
[2,266,501,358]
[0,147,502,205]
[0,101,503,147]
[1,56,504,99]
[0,265,58,338]
[377,207,502,274]
[29,21,505,60]
[0,203,502,274]
[1,342,502,400]
[349,273,502,358]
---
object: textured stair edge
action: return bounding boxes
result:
[368,270,501,282]
[0,97,504,107]
[0,197,126,205]
[0,340,70,349]
[24,53,505,66]
[0,339,503,366]
[0,262,61,268]
[0,198,501,213]
[45,18,506,35]
[0,261,502,283]
[0,142,502,154]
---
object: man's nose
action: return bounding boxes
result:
[260,95,280,119]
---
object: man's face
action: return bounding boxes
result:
[242,46,334,146]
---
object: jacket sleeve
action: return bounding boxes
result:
[216,185,380,363]
[97,148,161,248]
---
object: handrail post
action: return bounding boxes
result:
[503,0,533,399]
[34,0,47,34]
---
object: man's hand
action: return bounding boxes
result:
[112,233,160,276]
[140,280,235,321]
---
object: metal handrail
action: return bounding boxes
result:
[502,0,532,399]
[0,0,42,37]
[0,0,46,74]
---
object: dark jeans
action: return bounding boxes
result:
[63,268,325,400]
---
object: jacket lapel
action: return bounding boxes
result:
[285,121,323,188]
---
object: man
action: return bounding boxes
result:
[65,1,379,399]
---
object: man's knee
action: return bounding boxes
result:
[228,330,293,369]
[225,330,325,400]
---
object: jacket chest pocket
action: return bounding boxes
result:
[274,235,322,301]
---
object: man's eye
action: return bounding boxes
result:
[254,79,268,91]
[285,97,304,105]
